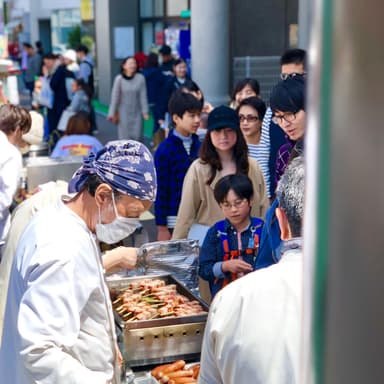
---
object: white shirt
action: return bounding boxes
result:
[0,200,119,383]
[0,181,69,347]
[0,130,22,241]
[199,245,302,384]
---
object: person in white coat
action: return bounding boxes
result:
[0,141,156,384]
[199,156,305,384]
[0,105,32,247]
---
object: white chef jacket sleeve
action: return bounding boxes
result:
[0,153,21,219]
[18,249,110,384]
[198,295,225,384]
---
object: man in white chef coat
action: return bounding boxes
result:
[198,156,305,384]
[0,141,157,384]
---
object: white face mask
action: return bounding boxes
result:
[95,193,141,244]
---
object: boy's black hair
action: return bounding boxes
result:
[168,89,202,118]
[76,44,89,54]
[280,48,307,67]
[214,174,254,204]
[236,96,267,121]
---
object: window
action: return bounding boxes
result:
[166,0,188,16]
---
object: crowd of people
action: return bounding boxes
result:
[0,42,308,383]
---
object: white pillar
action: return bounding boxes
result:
[29,0,40,45]
[191,0,229,106]
[298,0,312,50]
[94,0,112,105]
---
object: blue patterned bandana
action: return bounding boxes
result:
[68,140,157,201]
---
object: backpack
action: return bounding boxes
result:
[82,60,95,96]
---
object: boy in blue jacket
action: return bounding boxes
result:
[199,174,264,298]
[154,90,202,241]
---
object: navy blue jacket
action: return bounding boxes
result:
[48,65,75,132]
[154,129,201,226]
[256,198,282,269]
[158,76,194,119]
[199,217,264,298]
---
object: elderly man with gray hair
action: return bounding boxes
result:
[199,156,305,384]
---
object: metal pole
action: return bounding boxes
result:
[304,0,384,382]
[191,0,230,106]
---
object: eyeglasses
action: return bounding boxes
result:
[221,199,248,210]
[272,112,297,125]
[239,114,260,123]
[280,72,307,81]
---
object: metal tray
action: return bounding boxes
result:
[108,274,209,367]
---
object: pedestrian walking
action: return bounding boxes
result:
[107,56,149,141]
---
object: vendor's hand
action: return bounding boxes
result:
[157,226,171,241]
[102,246,138,272]
[143,113,149,120]
[222,259,253,274]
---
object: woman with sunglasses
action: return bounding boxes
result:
[237,97,270,197]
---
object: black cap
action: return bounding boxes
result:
[159,45,171,55]
[207,105,240,132]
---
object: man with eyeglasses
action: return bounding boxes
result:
[255,74,306,271]
[270,75,306,185]
[262,48,306,197]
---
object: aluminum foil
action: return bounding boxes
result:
[136,239,200,291]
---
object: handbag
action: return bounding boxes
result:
[57,110,75,132]
[38,76,54,108]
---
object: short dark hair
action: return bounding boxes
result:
[173,58,187,67]
[76,44,89,54]
[23,42,32,49]
[82,173,122,198]
[43,53,58,60]
[0,104,22,135]
[237,96,267,121]
[280,48,307,68]
[232,78,260,101]
[214,174,254,204]
[270,76,306,113]
[168,89,202,118]
[159,44,171,55]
